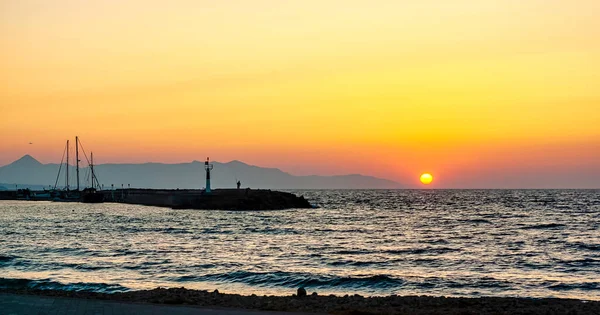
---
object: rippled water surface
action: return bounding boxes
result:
[1,190,599,300]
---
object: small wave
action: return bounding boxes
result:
[118,226,191,234]
[0,255,16,263]
[446,277,512,289]
[8,260,113,272]
[332,249,371,255]
[384,247,459,255]
[174,271,404,290]
[327,260,381,267]
[191,230,233,238]
[112,248,139,256]
[38,247,92,255]
[337,229,373,234]
[383,249,414,255]
[163,227,191,234]
[556,258,600,267]
[314,228,335,233]
[244,227,300,235]
[191,263,216,269]
[0,277,130,293]
[464,219,492,224]
[423,238,450,245]
[572,242,600,251]
[120,259,173,270]
[75,264,111,271]
[520,223,566,230]
[548,282,599,291]
[555,204,572,209]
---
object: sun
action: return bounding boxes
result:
[420,173,433,185]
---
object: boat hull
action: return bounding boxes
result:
[82,192,104,203]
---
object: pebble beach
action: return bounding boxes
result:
[3,287,599,315]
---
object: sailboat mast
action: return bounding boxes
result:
[76,136,80,191]
[66,140,69,190]
[91,152,95,190]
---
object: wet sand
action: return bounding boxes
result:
[2,287,599,314]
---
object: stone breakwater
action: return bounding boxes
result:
[0,188,313,210]
[2,287,599,315]
[103,188,313,210]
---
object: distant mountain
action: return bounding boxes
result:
[0,155,402,189]
[11,154,42,167]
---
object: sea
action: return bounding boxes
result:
[0,190,598,300]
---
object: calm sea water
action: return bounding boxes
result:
[0,190,599,300]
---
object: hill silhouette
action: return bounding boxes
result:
[0,155,402,189]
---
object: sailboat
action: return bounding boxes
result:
[81,151,104,203]
[52,136,104,203]
[52,139,80,201]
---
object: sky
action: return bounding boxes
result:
[1,0,599,188]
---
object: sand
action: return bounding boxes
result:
[0,292,320,315]
[2,287,599,315]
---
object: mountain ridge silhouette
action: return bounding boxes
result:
[0,155,402,189]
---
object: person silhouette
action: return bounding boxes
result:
[237,180,241,189]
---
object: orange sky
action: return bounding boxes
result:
[1,1,599,188]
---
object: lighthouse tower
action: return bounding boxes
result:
[204,157,214,193]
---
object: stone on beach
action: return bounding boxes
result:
[297,287,307,297]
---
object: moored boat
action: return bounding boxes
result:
[81,188,104,203]
[52,136,104,203]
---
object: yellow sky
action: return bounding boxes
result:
[1,0,599,187]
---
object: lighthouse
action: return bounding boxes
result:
[204,157,214,193]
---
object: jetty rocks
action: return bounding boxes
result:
[102,188,312,210]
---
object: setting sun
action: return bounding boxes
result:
[420,173,433,185]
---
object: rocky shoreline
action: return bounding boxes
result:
[1,287,598,314]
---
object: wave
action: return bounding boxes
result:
[424,239,450,245]
[172,271,524,292]
[383,247,460,255]
[162,227,191,234]
[327,260,382,267]
[463,219,492,224]
[174,271,405,289]
[243,227,301,235]
[119,226,192,234]
[555,258,600,267]
[0,255,16,263]
[571,242,600,251]
[520,223,566,230]
[332,249,372,255]
[445,277,513,289]
[7,274,596,296]
[548,282,599,291]
[6,258,115,272]
[0,277,130,293]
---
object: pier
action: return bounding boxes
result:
[103,188,312,210]
[0,189,312,210]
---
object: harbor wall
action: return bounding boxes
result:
[0,189,312,210]
[0,191,16,200]
[102,189,200,207]
[102,188,312,210]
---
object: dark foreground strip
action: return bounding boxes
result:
[1,287,598,315]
